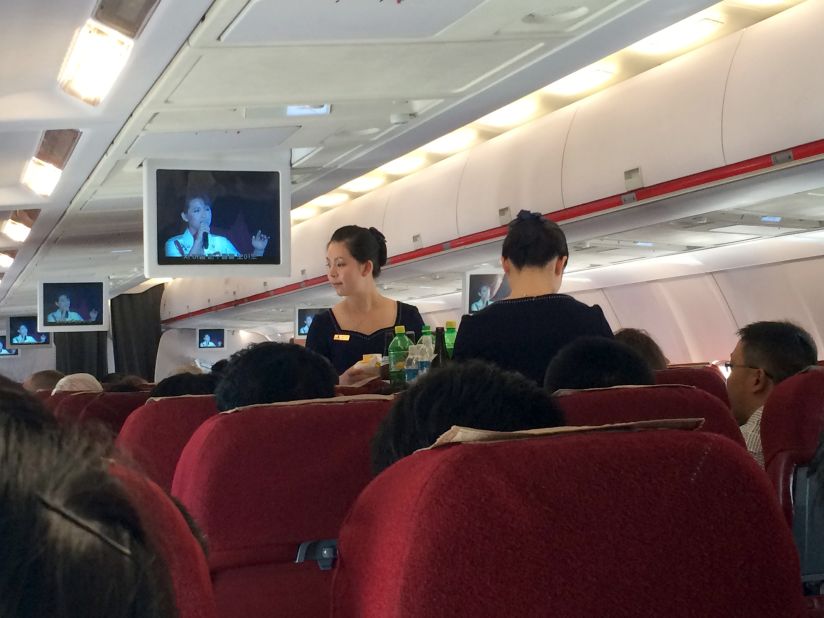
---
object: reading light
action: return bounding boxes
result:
[340,175,386,193]
[1,219,31,243]
[308,192,350,208]
[378,154,428,176]
[291,205,319,222]
[542,61,617,97]
[422,128,478,155]
[476,96,541,129]
[760,215,782,223]
[21,158,62,197]
[0,254,13,269]
[58,19,134,106]
[628,14,724,55]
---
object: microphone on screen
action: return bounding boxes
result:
[202,231,209,250]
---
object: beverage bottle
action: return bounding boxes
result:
[431,327,448,369]
[418,326,434,376]
[404,345,420,384]
[418,325,435,348]
[388,325,412,387]
[444,320,458,358]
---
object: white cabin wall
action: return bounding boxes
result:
[565,289,621,332]
[0,344,57,383]
[154,328,268,381]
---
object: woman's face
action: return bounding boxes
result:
[182,198,212,231]
[18,324,27,337]
[326,241,369,296]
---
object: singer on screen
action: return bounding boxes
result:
[46,293,99,323]
[164,196,269,258]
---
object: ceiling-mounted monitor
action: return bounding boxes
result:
[0,336,19,356]
[8,316,51,347]
[463,271,511,315]
[197,328,225,349]
[37,280,108,332]
[295,307,328,338]
[143,158,291,278]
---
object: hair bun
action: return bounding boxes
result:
[514,209,543,224]
[368,227,386,244]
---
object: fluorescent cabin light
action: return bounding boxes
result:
[21,158,62,197]
[379,154,428,176]
[476,96,540,129]
[543,62,617,97]
[286,104,331,117]
[0,254,13,269]
[422,128,478,155]
[340,175,386,193]
[58,19,134,106]
[2,219,31,243]
[291,205,319,222]
[628,15,723,55]
[308,192,349,208]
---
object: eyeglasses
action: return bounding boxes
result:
[724,362,773,380]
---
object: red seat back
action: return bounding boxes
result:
[79,391,151,434]
[332,431,804,617]
[116,395,219,493]
[556,384,744,446]
[172,395,394,618]
[762,367,824,524]
[655,366,730,407]
[53,391,101,423]
[112,465,218,618]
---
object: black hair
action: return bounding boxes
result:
[0,415,177,617]
[214,342,338,411]
[370,360,564,475]
[544,336,656,393]
[150,373,219,398]
[501,209,568,270]
[328,225,388,277]
[209,359,229,376]
[738,321,817,384]
[101,373,126,385]
[613,328,669,371]
[0,385,56,431]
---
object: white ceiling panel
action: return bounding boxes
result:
[221,0,488,44]
[0,131,38,186]
[167,41,545,105]
[126,126,300,157]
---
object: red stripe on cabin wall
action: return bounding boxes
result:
[162,138,824,324]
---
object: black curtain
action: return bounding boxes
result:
[111,284,165,380]
[55,331,108,379]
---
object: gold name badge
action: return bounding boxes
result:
[333,334,351,342]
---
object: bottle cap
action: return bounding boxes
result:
[445,320,457,329]
[394,325,406,334]
[422,325,431,333]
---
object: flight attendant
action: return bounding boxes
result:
[306,225,424,384]
[453,210,613,384]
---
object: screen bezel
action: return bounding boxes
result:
[294,307,328,338]
[37,279,109,333]
[197,328,226,349]
[143,157,291,278]
[8,316,52,347]
[0,336,19,357]
[463,270,511,315]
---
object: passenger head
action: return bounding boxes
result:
[0,386,56,431]
[613,328,669,371]
[371,360,564,475]
[501,210,568,284]
[544,337,656,393]
[209,359,229,377]
[727,321,817,425]
[0,417,176,617]
[23,370,65,393]
[101,372,125,385]
[150,372,218,398]
[51,373,103,395]
[326,226,388,295]
[104,375,148,393]
[214,342,337,411]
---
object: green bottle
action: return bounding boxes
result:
[444,320,458,358]
[388,325,413,387]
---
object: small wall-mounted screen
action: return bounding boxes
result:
[296,308,328,337]
[38,281,107,332]
[0,336,19,356]
[8,316,51,346]
[198,328,225,349]
[465,272,511,314]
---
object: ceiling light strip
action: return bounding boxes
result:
[163,135,824,325]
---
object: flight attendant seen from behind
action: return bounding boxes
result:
[306,225,424,384]
[453,210,614,385]
[164,196,269,258]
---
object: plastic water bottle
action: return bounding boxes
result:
[404,345,420,383]
[444,321,458,359]
[388,325,412,387]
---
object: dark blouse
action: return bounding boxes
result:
[452,293,613,385]
[306,302,425,375]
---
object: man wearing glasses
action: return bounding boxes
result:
[726,321,817,466]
